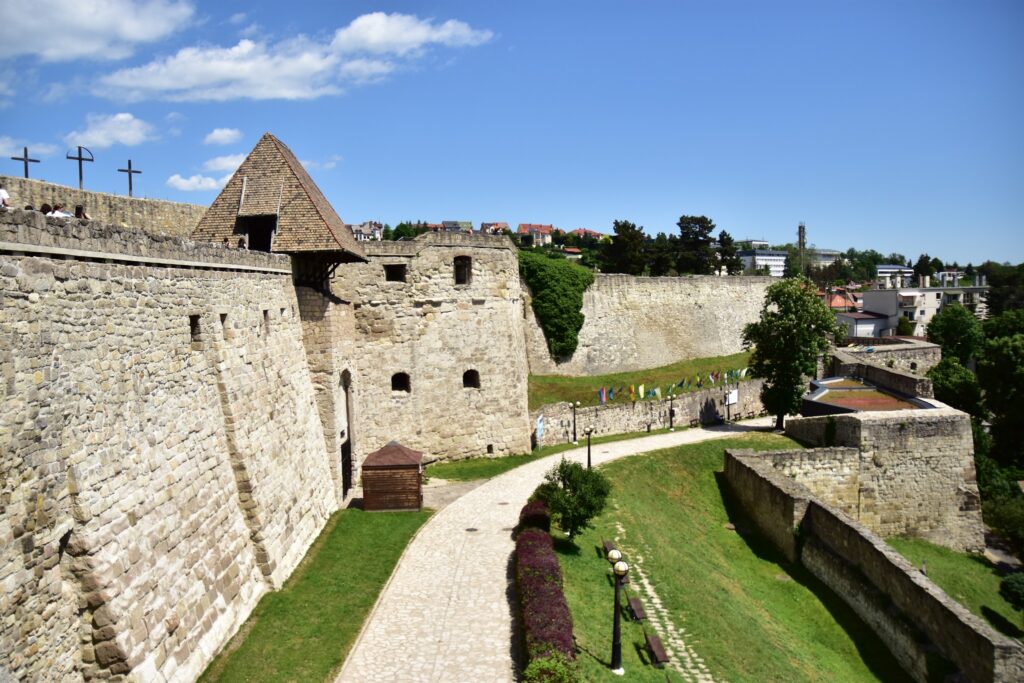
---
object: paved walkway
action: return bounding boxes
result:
[336,420,771,683]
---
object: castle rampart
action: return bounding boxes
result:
[1,175,207,238]
[524,274,773,376]
[0,210,337,681]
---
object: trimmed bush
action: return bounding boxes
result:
[1000,573,1024,613]
[515,528,576,664]
[522,652,580,683]
[519,499,551,533]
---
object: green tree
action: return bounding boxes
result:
[913,253,935,280]
[716,229,743,275]
[927,358,985,417]
[647,232,676,276]
[999,574,1024,623]
[984,309,1024,340]
[979,261,1024,315]
[927,304,983,364]
[977,333,1024,469]
[676,215,716,274]
[601,220,647,275]
[518,250,594,358]
[896,316,916,336]
[743,277,839,430]
[534,459,612,538]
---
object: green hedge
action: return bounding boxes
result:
[518,251,594,358]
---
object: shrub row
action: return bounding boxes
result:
[519,499,551,533]
[515,499,579,682]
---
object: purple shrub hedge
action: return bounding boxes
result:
[515,524,576,664]
[519,498,552,533]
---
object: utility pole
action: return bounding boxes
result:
[798,222,807,276]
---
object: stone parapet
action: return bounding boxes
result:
[1,175,207,237]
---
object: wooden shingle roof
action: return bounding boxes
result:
[192,133,366,259]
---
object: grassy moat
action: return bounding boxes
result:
[557,433,911,682]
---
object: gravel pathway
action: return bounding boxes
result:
[336,420,771,682]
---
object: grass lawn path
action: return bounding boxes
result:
[336,419,773,682]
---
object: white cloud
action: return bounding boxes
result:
[0,0,193,62]
[166,173,229,191]
[202,153,245,172]
[63,113,155,149]
[228,12,247,24]
[301,154,342,171]
[96,12,492,102]
[203,128,242,145]
[0,136,59,158]
[332,12,492,56]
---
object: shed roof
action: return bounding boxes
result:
[364,441,424,468]
[192,133,366,259]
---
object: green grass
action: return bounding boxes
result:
[528,351,752,409]
[886,537,1023,640]
[426,427,677,481]
[556,433,910,682]
[199,508,431,683]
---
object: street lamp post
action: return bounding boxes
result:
[606,548,630,675]
[669,394,675,431]
[585,427,593,469]
[572,401,580,444]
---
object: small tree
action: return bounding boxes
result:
[534,460,611,538]
[601,220,647,275]
[743,276,839,430]
[896,316,916,336]
[927,358,985,417]
[999,573,1024,627]
[927,304,983,364]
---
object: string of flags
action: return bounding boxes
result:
[597,368,750,404]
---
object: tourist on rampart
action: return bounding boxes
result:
[48,203,72,218]
[39,203,52,215]
[0,182,10,209]
[74,205,91,220]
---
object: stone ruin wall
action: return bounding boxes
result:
[330,233,531,462]
[841,337,941,376]
[525,274,773,376]
[0,210,338,682]
[531,379,766,447]
[1,175,206,239]
[782,409,984,552]
[724,448,1023,682]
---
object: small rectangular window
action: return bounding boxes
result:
[189,315,201,342]
[384,264,407,282]
[220,313,228,333]
[454,256,472,285]
[263,309,270,335]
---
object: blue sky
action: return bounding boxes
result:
[1,0,1022,264]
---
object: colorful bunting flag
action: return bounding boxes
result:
[599,387,607,404]
[638,384,645,400]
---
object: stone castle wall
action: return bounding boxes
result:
[531,379,766,447]
[1,175,206,238]
[841,337,941,376]
[331,233,531,462]
[782,409,983,551]
[0,210,337,681]
[525,274,773,376]
[725,449,1024,682]
[830,348,934,398]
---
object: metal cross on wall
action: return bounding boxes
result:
[117,159,142,197]
[10,147,40,179]
[66,146,94,190]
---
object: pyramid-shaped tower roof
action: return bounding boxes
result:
[193,133,366,259]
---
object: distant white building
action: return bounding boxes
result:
[835,311,888,338]
[739,249,787,277]
[810,249,843,269]
[859,274,989,336]
[875,263,914,283]
[348,221,383,241]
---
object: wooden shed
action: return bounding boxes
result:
[362,441,423,511]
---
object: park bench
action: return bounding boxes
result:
[627,596,647,621]
[689,418,699,428]
[645,632,669,668]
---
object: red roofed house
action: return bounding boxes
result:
[569,228,604,240]
[517,223,555,246]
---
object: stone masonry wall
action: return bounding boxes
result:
[331,233,531,462]
[531,379,765,447]
[783,410,984,552]
[831,347,933,398]
[0,210,336,681]
[525,274,773,376]
[1,175,207,238]
[724,450,1024,682]
[842,337,941,376]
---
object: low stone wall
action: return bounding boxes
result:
[840,337,941,376]
[724,450,1024,683]
[831,348,933,398]
[782,410,984,552]
[1,175,207,237]
[531,379,765,447]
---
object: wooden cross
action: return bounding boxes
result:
[117,159,142,197]
[66,146,94,190]
[10,146,40,179]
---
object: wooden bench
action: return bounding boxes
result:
[627,596,647,621]
[689,418,699,428]
[645,632,669,668]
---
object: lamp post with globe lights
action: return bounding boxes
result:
[571,400,581,444]
[585,426,594,469]
[606,548,630,675]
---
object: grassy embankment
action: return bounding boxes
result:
[528,351,752,410]
[557,433,910,682]
[199,509,431,683]
[887,537,1023,640]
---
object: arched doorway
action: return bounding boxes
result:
[341,370,354,497]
